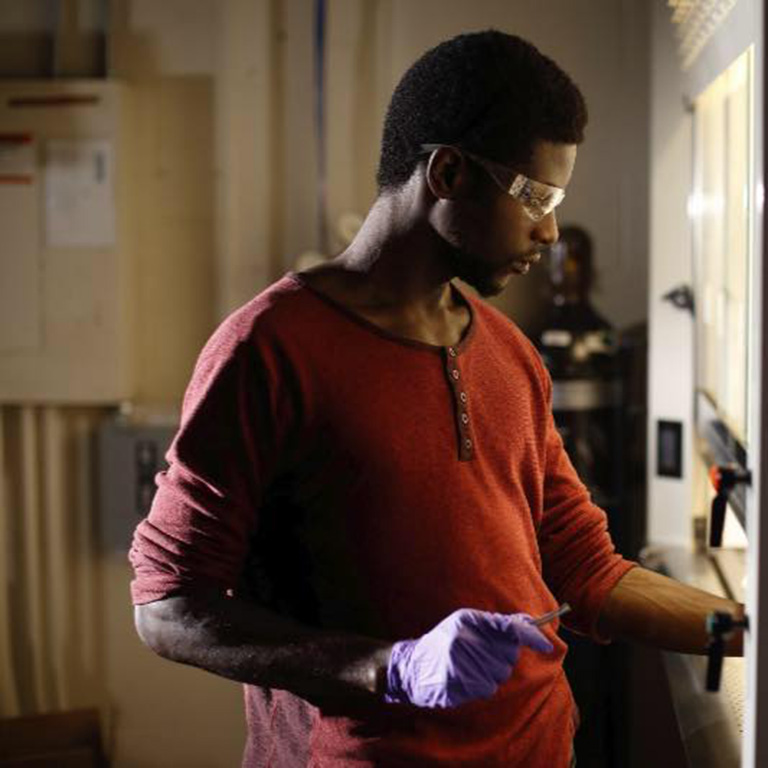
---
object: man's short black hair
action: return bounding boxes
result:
[376,30,588,192]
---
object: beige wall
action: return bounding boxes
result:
[104,6,249,766]
[645,0,695,549]
[110,0,218,409]
[0,4,246,768]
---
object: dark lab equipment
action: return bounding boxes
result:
[537,226,622,516]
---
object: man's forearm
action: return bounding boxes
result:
[596,566,744,655]
[135,590,394,703]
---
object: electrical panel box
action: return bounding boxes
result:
[0,80,135,403]
[96,416,176,553]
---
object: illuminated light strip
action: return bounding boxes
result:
[667,0,739,69]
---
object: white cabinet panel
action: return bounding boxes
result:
[0,81,134,404]
[0,171,41,353]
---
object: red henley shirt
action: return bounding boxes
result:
[129,272,636,768]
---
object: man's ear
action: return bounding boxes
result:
[425,147,469,199]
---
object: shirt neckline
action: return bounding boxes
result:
[286,271,477,354]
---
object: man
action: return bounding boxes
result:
[129,30,743,767]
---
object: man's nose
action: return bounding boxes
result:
[533,211,559,245]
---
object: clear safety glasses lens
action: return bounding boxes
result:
[507,175,565,222]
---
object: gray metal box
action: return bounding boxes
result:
[96,417,176,553]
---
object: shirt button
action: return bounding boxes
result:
[461,413,469,424]
[448,347,457,357]
[465,438,473,450]
[459,392,467,403]
[452,370,460,380]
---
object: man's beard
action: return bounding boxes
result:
[442,238,515,298]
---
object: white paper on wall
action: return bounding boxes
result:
[44,139,116,248]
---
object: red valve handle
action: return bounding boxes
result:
[709,465,723,493]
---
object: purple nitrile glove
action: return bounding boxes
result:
[384,608,553,708]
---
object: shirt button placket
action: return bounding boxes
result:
[445,347,473,461]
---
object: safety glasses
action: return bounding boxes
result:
[421,143,566,222]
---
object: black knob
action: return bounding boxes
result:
[662,284,695,314]
[708,465,751,548]
[706,635,725,692]
[710,494,727,548]
[704,611,748,693]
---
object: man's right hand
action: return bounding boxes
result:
[383,608,553,709]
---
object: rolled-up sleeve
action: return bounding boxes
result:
[129,325,292,604]
[537,373,637,642]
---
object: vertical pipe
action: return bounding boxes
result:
[313,0,328,255]
[20,406,48,711]
[43,406,69,710]
[0,407,20,716]
[268,0,286,281]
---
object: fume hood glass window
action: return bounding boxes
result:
[693,48,752,446]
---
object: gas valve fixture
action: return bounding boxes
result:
[705,610,748,692]
[708,464,751,547]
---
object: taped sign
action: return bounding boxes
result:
[44,139,116,248]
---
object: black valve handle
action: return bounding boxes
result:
[705,611,749,692]
[706,636,725,692]
[708,465,751,548]
[709,494,727,548]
